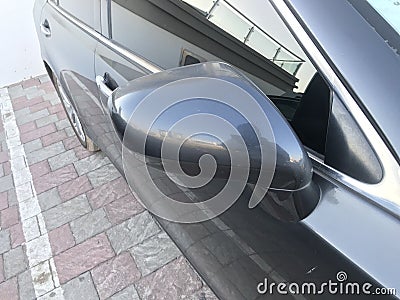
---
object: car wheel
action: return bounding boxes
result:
[52,73,99,152]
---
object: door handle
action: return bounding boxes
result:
[40,20,51,37]
[96,74,114,98]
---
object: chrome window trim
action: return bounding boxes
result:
[270,0,400,218]
[48,0,162,74]
[100,0,111,38]
[107,0,112,39]
[94,0,102,33]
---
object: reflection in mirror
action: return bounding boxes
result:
[182,0,304,76]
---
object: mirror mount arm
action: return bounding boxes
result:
[96,75,114,98]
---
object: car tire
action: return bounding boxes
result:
[51,72,99,152]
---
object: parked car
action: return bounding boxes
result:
[34,0,399,299]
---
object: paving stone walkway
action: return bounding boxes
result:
[0,75,217,300]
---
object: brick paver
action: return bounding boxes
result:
[0,75,216,299]
[0,191,8,210]
[48,224,75,256]
[87,176,131,209]
[0,231,11,255]
[91,252,141,299]
[0,277,18,300]
[30,160,51,179]
[135,257,203,300]
[0,255,4,283]
[1,205,19,228]
[54,233,115,284]
[58,175,92,201]
[105,194,144,225]
[130,231,181,277]
[9,223,25,249]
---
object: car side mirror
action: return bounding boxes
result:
[108,62,319,223]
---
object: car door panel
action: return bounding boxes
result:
[92,1,397,299]
[40,2,98,134]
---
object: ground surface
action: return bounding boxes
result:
[0,75,217,300]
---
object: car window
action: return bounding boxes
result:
[183,0,304,76]
[181,0,318,92]
[58,0,97,28]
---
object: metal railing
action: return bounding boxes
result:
[182,0,304,76]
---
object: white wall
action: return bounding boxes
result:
[0,0,45,87]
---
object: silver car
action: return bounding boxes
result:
[34,0,400,299]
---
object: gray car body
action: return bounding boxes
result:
[33,0,400,299]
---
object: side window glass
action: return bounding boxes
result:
[183,0,303,76]
[325,95,383,183]
[58,0,96,28]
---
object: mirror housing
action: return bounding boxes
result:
[109,62,319,222]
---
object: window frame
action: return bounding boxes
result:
[101,0,113,39]
[56,0,100,31]
[269,0,400,220]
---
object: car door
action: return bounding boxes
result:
[94,0,398,299]
[39,0,100,140]
[93,0,161,172]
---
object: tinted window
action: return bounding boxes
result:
[182,0,314,91]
